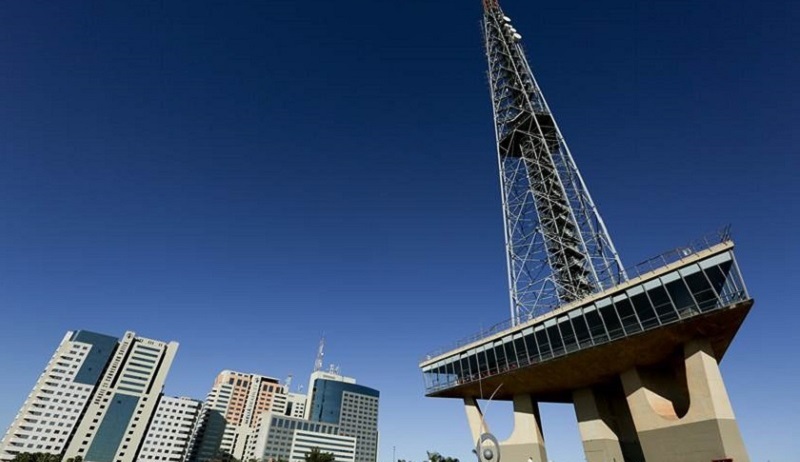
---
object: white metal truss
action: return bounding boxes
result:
[483,0,627,324]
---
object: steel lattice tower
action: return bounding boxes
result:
[420,3,753,460]
[483,0,626,324]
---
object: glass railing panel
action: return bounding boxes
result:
[570,310,593,348]
[513,334,528,366]
[558,317,580,353]
[445,361,456,388]
[459,356,471,383]
[503,339,517,369]
[683,271,718,313]
[664,276,697,318]
[523,328,539,365]
[546,323,565,358]
[484,345,498,377]
[584,306,608,344]
[598,302,624,340]
[493,340,507,371]
[646,284,679,323]
[475,346,489,378]
[468,352,479,382]
[629,287,660,329]
[613,296,643,335]
[535,327,552,359]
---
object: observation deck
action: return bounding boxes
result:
[419,230,752,402]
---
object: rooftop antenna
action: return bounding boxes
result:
[313,336,325,372]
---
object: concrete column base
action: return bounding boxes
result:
[574,383,644,462]
[621,339,749,462]
[463,395,547,462]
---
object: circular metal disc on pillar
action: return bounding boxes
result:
[475,433,500,462]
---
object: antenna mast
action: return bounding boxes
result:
[482,0,626,324]
[313,336,325,372]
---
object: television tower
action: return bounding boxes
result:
[483,0,626,324]
[420,2,753,461]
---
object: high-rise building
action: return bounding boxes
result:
[0,331,118,462]
[0,330,179,462]
[185,371,287,462]
[248,413,355,462]
[138,396,202,462]
[284,393,307,420]
[306,372,378,462]
[63,332,178,462]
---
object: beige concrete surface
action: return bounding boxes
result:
[574,384,644,462]
[621,339,749,462]
[463,395,547,462]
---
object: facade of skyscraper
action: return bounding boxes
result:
[307,372,379,462]
[185,371,287,462]
[0,330,179,462]
[62,332,178,462]
[0,331,118,462]
[138,396,202,462]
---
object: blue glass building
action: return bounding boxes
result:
[308,375,379,462]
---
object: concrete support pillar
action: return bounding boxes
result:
[504,394,547,462]
[621,339,749,462]
[574,384,643,462]
[464,397,488,443]
[463,395,547,462]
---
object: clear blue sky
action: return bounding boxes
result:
[0,0,797,461]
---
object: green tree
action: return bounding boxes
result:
[302,447,335,462]
[10,453,61,462]
[208,451,240,462]
[426,452,458,462]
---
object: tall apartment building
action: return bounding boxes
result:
[0,331,119,462]
[63,332,178,462]
[138,396,201,462]
[306,372,379,462]
[185,371,287,462]
[0,331,178,462]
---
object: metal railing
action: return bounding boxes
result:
[421,226,734,362]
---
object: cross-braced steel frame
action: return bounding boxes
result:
[483,1,626,324]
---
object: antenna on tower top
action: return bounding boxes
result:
[313,336,325,372]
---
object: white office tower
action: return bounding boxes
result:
[138,396,202,462]
[0,331,119,462]
[284,393,307,419]
[249,413,355,462]
[185,371,287,462]
[63,332,179,462]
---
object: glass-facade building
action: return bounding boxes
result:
[308,380,379,424]
[308,378,379,462]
